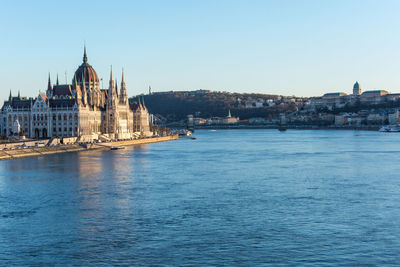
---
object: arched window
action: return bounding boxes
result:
[64,114,67,120]
[58,114,61,120]
[45,114,47,120]
[69,114,72,120]
[40,114,43,121]
[74,114,78,120]
[53,115,56,120]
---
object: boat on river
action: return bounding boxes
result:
[379,125,400,132]
[110,146,125,150]
[172,129,192,136]
[278,125,287,132]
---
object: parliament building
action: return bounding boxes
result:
[1,48,152,141]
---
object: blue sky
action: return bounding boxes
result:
[1,0,400,101]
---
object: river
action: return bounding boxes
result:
[1,129,400,265]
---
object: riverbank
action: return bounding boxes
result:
[0,135,179,161]
[188,125,380,131]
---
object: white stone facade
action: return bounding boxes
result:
[1,49,151,140]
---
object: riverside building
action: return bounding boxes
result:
[310,81,400,109]
[1,48,152,140]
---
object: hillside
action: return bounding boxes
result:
[131,91,300,122]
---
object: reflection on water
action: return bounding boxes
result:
[1,130,400,265]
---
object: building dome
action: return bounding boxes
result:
[73,47,99,84]
[353,81,360,89]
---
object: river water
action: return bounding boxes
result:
[1,129,400,265]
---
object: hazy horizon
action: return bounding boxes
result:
[2,0,400,102]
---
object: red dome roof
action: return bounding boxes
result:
[73,47,99,84]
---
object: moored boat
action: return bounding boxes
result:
[379,125,400,132]
[110,146,125,150]
[278,125,287,132]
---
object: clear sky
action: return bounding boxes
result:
[1,0,400,102]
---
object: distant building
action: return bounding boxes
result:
[388,111,400,125]
[222,110,239,124]
[322,92,348,108]
[335,115,347,126]
[309,81,397,109]
[353,81,362,95]
[360,90,389,105]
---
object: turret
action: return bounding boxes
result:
[9,90,12,102]
[47,73,52,91]
[46,73,53,98]
[83,45,88,64]
[56,74,59,86]
[120,69,128,105]
[108,66,118,107]
[353,81,361,96]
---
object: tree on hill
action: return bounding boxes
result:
[132,91,297,122]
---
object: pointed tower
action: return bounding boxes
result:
[108,66,118,107]
[47,73,52,91]
[18,90,20,99]
[83,45,88,64]
[106,65,119,134]
[46,73,53,98]
[228,110,231,118]
[120,69,128,105]
[149,86,152,95]
[56,74,60,85]
[9,90,12,101]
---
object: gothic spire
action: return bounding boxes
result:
[56,74,59,85]
[120,69,128,104]
[83,45,88,64]
[18,90,20,99]
[109,65,114,92]
[47,73,52,91]
[9,90,12,101]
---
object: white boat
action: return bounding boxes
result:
[379,125,400,132]
[176,129,192,136]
